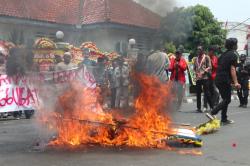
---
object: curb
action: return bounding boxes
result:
[183,95,250,104]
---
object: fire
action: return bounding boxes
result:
[48,82,115,146]
[43,74,175,148]
[112,74,175,148]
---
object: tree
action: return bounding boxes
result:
[164,42,176,53]
[159,5,227,52]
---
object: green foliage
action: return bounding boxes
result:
[164,42,176,53]
[160,5,227,52]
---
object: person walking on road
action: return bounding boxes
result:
[236,54,249,108]
[207,38,241,125]
[203,46,220,111]
[169,49,187,110]
[194,46,213,112]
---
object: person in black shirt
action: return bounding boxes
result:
[206,38,241,125]
[236,54,249,108]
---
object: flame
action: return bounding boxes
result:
[112,74,175,148]
[48,82,115,146]
[43,74,175,149]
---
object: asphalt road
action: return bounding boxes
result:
[0,100,249,166]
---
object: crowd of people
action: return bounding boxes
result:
[132,38,249,126]
[0,38,249,125]
[168,38,249,126]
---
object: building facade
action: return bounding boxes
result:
[0,0,161,53]
[223,22,249,55]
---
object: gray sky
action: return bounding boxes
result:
[177,0,250,23]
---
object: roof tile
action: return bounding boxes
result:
[0,0,160,29]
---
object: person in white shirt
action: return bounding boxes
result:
[121,61,130,108]
[114,61,122,108]
[55,52,77,71]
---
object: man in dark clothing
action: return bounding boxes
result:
[237,54,249,108]
[207,38,241,125]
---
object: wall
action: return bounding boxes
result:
[81,27,154,52]
[223,22,249,55]
[0,18,155,53]
[0,18,80,46]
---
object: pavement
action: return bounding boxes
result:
[183,92,250,103]
[0,100,250,166]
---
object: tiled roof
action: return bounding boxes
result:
[0,0,160,29]
[81,0,108,25]
[0,0,80,25]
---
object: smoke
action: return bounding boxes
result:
[134,0,176,16]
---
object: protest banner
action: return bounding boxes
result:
[0,65,96,113]
[0,75,38,113]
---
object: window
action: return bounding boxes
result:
[128,34,152,51]
[35,32,56,41]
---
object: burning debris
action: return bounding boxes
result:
[40,74,176,148]
[2,37,203,154]
[35,73,203,151]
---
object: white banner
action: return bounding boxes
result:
[0,75,38,113]
[0,66,96,113]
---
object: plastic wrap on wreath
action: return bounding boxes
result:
[196,119,220,135]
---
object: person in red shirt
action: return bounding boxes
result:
[209,46,218,81]
[203,46,220,111]
[169,49,188,110]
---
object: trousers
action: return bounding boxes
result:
[110,88,116,108]
[115,87,122,108]
[121,86,129,108]
[237,79,249,105]
[172,81,185,110]
[196,79,213,110]
[204,79,220,108]
[211,82,231,122]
